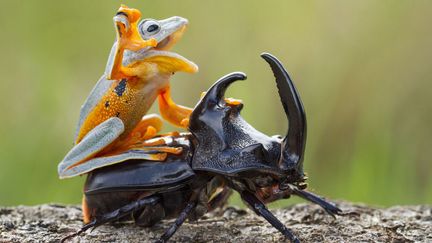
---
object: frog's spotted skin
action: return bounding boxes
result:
[76,77,158,143]
[58,5,198,179]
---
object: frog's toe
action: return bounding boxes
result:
[113,14,130,33]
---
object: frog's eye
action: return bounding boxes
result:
[139,19,161,37]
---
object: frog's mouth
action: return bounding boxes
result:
[153,24,186,51]
[123,16,198,73]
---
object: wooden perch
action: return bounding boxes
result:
[0,202,431,242]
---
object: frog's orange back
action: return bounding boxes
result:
[76,77,150,143]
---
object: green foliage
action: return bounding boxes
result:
[0,0,431,206]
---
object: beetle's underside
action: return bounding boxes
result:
[61,54,343,243]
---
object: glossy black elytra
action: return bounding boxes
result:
[62,53,343,243]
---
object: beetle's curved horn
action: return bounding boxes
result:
[194,72,247,111]
[261,53,307,171]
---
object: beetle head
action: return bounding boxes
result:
[189,53,307,187]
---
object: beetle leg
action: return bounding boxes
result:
[291,187,342,218]
[208,187,231,211]
[240,190,300,243]
[156,200,198,243]
[61,195,160,243]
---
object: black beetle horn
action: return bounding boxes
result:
[261,53,307,171]
[193,72,247,112]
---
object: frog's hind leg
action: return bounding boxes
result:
[59,115,184,179]
[107,114,184,157]
[58,117,125,179]
[129,114,163,141]
[58,113,172,179]
[101,114,166,156]
[60,150,169,179]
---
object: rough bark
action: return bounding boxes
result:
[0,202,431,242]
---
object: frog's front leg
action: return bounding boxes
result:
[200,91,243,106]
[159,88,243,128]
[108,5,157,80]
[158,86,193,128]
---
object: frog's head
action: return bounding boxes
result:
[122,10,198,74]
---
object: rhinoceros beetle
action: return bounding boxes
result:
[62,53,342,243]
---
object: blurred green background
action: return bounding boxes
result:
[0,0,431,207]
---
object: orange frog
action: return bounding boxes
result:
[58,5,198,178]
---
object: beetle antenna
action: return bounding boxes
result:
[289,184,343,218]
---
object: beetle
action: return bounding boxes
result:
[61,53,342,243]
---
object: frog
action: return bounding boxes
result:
[58,5,198,179]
